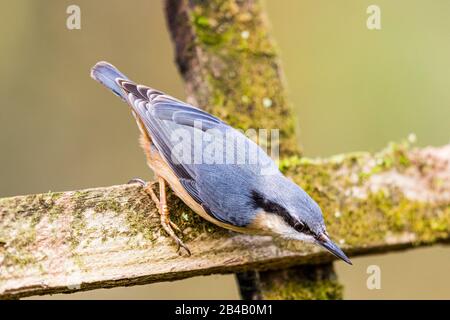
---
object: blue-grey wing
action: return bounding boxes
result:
[119,81,279,227]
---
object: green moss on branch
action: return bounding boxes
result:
[281,141,450,247]
[1,142,448,300]
[259,264,343,300]
[166,0,299,156]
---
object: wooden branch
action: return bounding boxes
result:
[238,264,343,300]
[164,0,299,155]
[1,143,449,299]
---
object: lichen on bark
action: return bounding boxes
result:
[281,141,450,247]
[259,264,343,300]
[166,0,299,156]
[0,143,449,299]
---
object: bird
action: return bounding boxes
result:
[90,61,352,265]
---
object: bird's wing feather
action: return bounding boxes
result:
[91,62,278,226]
[119,81,234,223]
[118,81,279,227]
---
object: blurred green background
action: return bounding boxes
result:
[0,0,449,299]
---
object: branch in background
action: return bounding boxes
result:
[165,0,299,156]
[238,264,343,300]
[1,142,449,299]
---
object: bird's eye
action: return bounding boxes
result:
[293,221,315,236]
[294,222,306,232]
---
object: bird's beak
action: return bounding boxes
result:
[315,233,352,265]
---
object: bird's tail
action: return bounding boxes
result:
[90,61,130,101]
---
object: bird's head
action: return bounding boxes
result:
[250,175,352,265]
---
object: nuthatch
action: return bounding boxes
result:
[91,61,351,264]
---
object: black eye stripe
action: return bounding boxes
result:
[251,190,313,235]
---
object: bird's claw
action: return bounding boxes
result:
[175,238,191,256]
[130,177,191,256]
[160,204,191,256]
[169,220,182,232]
[128,177,150,187]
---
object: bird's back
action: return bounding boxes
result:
[91,61,280,228]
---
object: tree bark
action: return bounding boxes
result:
[1,144,449,299]
[238,264,343,300]
[164,0,299,156]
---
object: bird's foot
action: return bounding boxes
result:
[159,203,191,256]
[128,177,191,256]
[128,177,148,186]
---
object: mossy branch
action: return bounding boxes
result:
[1,143,449,299]
[164,0,299,156]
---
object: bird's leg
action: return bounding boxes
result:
[128,177,190,256]
[156,176,191,256]
[128,178,180,231]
